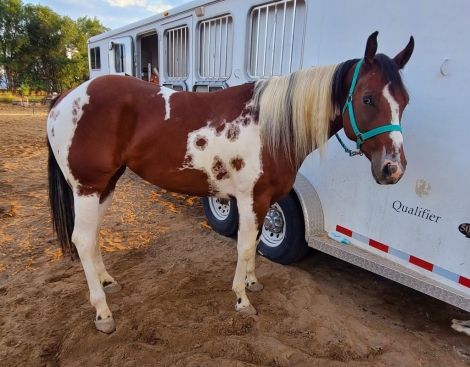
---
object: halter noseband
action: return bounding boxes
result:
[336,59,403,156]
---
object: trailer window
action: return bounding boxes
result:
[198,15,233,79]
[90,47,101,70]
[165,26,189,79]
[114,44,126,73]
[248,0,306,78]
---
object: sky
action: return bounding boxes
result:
[23,0,193,31]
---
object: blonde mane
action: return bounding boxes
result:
[255,64,339,168]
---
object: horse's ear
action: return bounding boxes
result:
[394,36,414,69]
[364,31,379,66]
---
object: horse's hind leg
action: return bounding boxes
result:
[94,192,121,294]
[245,231,264,292]
[232,195,269,315]
[73,193,115,333]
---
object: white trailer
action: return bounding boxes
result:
[87,0,470,314]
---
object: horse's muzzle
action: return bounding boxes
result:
[373,157,406,185]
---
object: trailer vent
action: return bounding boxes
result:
[248,0,306,79]
[163,83,186,91]
[198,15,233,79]
[165,26,189,79]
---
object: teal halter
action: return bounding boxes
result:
[336,59,403,156]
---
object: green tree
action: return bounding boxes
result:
[0,1,109,93]
[0,0,25,92]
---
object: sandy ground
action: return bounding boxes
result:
[0,103,469,367]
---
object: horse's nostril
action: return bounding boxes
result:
[384,163,398,177]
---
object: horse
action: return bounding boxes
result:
[47,31,414,333]
[149,67,160,85]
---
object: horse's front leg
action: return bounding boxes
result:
[73,194,115,333]
[232,195,268,314]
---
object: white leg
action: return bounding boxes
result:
[94,192,122,294]
[245,233,264,292]
[72,194,115,333]
[232,195,260,315]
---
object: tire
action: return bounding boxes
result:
[202,197,239,237]
[256,190,309,265]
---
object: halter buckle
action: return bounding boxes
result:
[356,133,365,144]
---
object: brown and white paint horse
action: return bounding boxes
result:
[47,32,414,333]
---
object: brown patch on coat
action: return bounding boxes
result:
[225,124,240,142]
[194,135,208,151]
[49,109,60,121]
[51,127,55,137]
[215,124,225,137]
[77,184,96,197]
[230,156,245,171]
[212,156,230,180]
[72,98,81,125]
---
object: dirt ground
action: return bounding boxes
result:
[0,103,469,367]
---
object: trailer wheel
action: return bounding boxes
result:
[257,190,309,265]
[201,197,238,237]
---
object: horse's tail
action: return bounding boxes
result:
[47,96,77,259]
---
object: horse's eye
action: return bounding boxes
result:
[363,97,373,105]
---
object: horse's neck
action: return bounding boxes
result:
[328,115,344,139]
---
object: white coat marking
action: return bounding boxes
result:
[158,87,176,120]
[46,80,91,193]
[382,83,403,153]
[182,110,263,203]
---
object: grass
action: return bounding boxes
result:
[0,91,46,103]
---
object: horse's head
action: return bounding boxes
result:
[341,31,414,185]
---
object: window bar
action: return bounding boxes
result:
[213,19,217,77]
[218,17,223,77]
[185,27,188,77]
[224,17,229,77]
[208,21,212,77]
[247,11,254,76]
[180,28,183,78]
[262,5,270,78]
[179,29,182,77]
[279,1,287,75]
[270,5,278,76]
[288,0,297,74]
[168,31,171,76]
[202,22,206,77]
[172,30,175,77]
[254,8,261,76]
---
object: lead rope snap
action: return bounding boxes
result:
[335,133,363,157]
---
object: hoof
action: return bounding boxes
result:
[236,304,257,315]
[103,281,122,294]
[452,319,470,326]
[95,316,116,334]
[246,282,264,292]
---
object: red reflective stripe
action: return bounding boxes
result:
[336,225,352,237]
[369,239,389,253]
[458,276,470,288]
[409,256,433,272]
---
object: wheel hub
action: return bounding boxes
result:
[263,208,284,233]
[208,197,231,220]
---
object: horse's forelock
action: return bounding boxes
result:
[374,53,407,93]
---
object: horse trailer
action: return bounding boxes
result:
[87,0,470,315]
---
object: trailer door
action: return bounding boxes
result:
[108,36,134,76]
